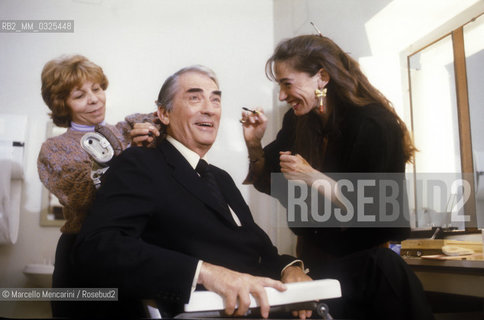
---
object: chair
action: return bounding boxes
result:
[145,279,341,319]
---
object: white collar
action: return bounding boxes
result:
[70,120,106,132]
[166,135,208,170]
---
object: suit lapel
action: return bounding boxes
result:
[159,140,237,227]
[213,167,254,227]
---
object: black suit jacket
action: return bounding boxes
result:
[74,139,294,305]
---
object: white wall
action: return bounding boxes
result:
[1,0,483,317]
[0,0,276,317]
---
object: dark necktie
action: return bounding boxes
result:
[195,159,230,214]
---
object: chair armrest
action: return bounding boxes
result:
[184,279,342,312]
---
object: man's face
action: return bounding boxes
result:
[159,71,222,157]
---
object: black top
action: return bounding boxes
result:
[256,104,410,259]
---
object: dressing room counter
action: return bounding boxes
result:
[403,255,484,297]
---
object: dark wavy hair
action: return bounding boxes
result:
[266,35,416,164]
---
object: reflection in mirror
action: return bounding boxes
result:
[464,13,484,228]
[408,35,463,229]
[40,121,67,227]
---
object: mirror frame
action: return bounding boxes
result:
[402,9,484,231]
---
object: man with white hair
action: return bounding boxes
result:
[74,65,310,319]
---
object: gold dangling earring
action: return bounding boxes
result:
[314,88,327,113]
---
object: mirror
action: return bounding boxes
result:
[408,35,464,229]
[409,35,461,174]
[40,121,67,227]
[407,13,484,231]
[464,13,484,229]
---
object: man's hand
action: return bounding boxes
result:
[130,122,160,147]
[197,262,287,318]
[281,265,314,320]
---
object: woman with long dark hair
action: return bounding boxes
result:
[242,35,433,319]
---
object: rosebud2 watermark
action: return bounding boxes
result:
[270,173,474,228]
